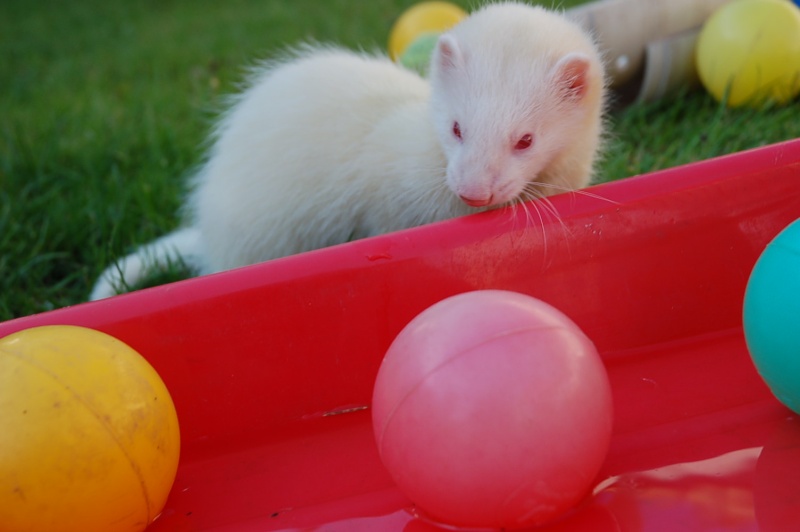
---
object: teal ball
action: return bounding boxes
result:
[744,219,800,414]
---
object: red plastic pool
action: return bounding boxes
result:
[2,138,800,531]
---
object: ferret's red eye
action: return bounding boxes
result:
[453,121,462,141]
[515,134,533,151]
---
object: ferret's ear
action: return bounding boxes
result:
[552,52,592,101]
[434,33,464,72]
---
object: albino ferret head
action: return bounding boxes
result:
[429,3,605,208]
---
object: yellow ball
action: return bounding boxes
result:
[389,2,467,60]
[696,0,800,107]
[0,325,180,532]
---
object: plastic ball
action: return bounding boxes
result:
[372,290,613,529]
[399,32,440,75]
[744,219,800,414]
[0,325,180,532]
[388,2,466,61]
[696,0,800,107]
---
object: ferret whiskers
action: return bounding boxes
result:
[522,183,569,235]
[536,180,620,206]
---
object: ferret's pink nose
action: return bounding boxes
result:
[460,195,492,207]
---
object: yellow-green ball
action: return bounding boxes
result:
[0,325,180,532]
[399,32,441,75]
[696,0,800,107]
[389,1,466,61]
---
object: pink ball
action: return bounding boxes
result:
[372,290,613,529]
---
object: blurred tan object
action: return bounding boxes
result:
[567,0,732,101]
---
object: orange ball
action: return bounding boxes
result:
[0,325,180,532]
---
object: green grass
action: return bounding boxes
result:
[1,0,798,322]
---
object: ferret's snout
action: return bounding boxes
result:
[453,167,499,208]
[459,194,493,208]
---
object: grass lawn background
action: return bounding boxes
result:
[1,0,798,321]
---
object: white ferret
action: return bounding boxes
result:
[90,2,606,300]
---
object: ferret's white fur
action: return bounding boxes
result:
[90,2,605,301]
